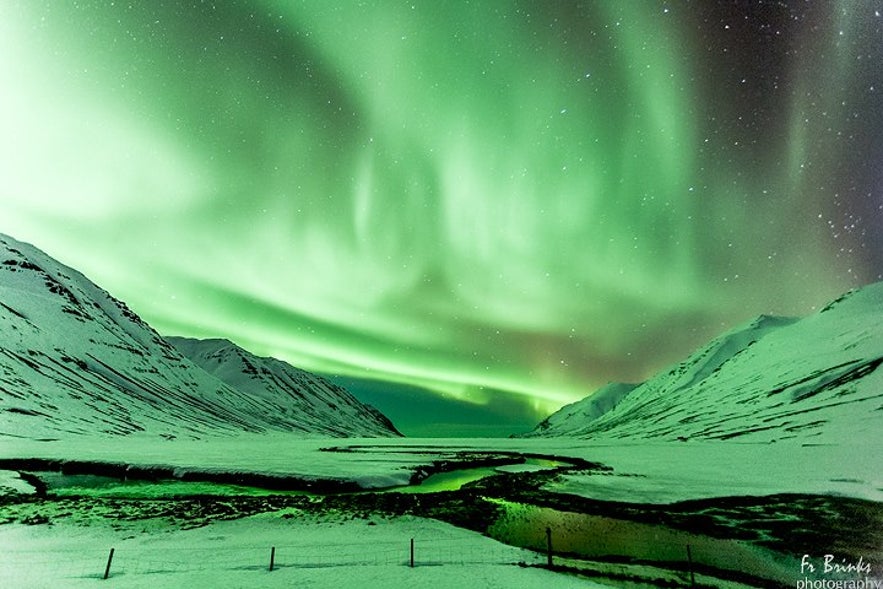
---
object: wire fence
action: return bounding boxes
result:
[9,517,871,589]
[0,536,545,583]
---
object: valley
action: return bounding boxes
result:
[2,437,881,588]
[1,233,881,588]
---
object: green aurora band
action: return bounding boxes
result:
[1,2,881,423]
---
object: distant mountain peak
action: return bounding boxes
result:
[167,336,402,437]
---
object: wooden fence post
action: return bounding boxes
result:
[103,548,115,580]
[269,546,276,572]
[545,527,553,568]
[410,538,415,568]
[686,544,696,587]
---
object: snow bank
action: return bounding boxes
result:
[0,470,35,496]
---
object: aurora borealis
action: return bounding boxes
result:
[2,1,882,434]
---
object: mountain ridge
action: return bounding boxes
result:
[0,233,400,440]
[167,336,402,437]
[522,282,883,443]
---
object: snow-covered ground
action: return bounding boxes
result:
[0,512,604,589]
[0,470,33,495]
[2,435,880,503]
[2,437,881,588]
[534,440,883,504]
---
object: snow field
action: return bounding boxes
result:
[3,436,881,503]
[0,512,606,589]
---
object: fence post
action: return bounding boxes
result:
[545,527,553,568]
[686,544,695,587]
[269,546,276,572]
[410,538,415,568]
[103,548,115,580]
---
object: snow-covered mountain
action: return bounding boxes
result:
[527,382,637,437]
[167,336,401,438]
[0,233,401,439]
[523,284,883,443]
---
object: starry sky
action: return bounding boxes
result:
[2,1,882,436]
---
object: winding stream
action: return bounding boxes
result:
[14,455,804,587]
[383,458,564,494]
[487,500,798,586]
[27,456,564,498]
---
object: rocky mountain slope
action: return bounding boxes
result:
[0,233,400,440]
[523,284,883,443]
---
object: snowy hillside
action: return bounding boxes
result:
[167,337,401,438]
[524,284,883,443]
[527,382,637,437]
[0,233,400,439]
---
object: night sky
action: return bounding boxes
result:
[2,1,882,435]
